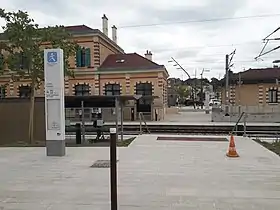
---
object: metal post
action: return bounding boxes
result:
[200,69,204,109]
[238,72,242,115]
[75,123,81,144]
[81,100,85,143]
[110,128,118,210]
[243,113,247,137]
[115,97,119,140]
[139,113,142,135]
[225,54,229,115]
[205,91,210,114]
[120,101,124,141]
[194,69,197,109]
[170,57,195,108]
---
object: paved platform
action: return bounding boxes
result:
[1,135,280,209]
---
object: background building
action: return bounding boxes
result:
[221,67,280,107]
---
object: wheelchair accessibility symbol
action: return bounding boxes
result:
[47,52,58,65]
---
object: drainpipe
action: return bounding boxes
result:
[98,73,101,95]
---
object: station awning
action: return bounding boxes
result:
[65,95,142,108]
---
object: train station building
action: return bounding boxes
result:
[0,14,169,122]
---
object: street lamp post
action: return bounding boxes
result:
[168,58,195,107]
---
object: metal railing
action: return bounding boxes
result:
[139,112,150,135]
[231,111,247,136]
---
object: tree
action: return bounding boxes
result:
[0,9,78,143]
[174,85,190,101]
[210,77,220,91]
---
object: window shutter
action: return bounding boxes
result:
[85,48,91,67]
[0,54,3,70]
[76,48,82,67]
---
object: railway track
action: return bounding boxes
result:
[66,124,280,136]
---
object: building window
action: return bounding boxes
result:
[268,89,278,103]
[136,82,152,105]
[75,84,90,96]
[76,47,91,67]
[19,52,29,70]
[19,86,31,98]
[0,86,5,98]
[105,84,121,96]
[0,53,4,70]
[136,82,153,113]
[136,83,152,95]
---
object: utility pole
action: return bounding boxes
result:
[200,69,203,109]
[225,49,236,116]
[237,72,242,115]
[225,54,229,115]
[194,69,197,108]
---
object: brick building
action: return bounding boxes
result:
[221,67,280,107]
[98,51,169,121]
[0,14,169,121]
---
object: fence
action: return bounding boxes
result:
[221,105,280,114]
[213,105,280,122]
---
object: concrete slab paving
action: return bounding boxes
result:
[0,135,280,209]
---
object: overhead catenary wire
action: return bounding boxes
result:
[167,59,274,66]
[255,27,280,59]
[119,13,280,29]
[148,41,260,52]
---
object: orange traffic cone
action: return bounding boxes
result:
[226,134,239,158]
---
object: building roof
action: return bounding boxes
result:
[229,67,280,84]
[65,25,99,35]
[0,24,124,53]
[232,67,280,80]
[99,53,165,71]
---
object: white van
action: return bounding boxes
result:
[209,99,221,107]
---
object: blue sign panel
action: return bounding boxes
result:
[47,52,58,63]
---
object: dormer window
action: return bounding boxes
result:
[116,59,125,63]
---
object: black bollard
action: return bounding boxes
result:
[110,128,117,210]
[75,123,82,144]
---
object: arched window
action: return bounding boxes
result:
[75,84,90,96]
[19,85,31,98]
[136,82,153,113]
[136,82,152,96]
[105,84,121,96]
[0,86,5,98]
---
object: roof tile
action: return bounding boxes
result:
[232,68,280,81]
[99,53,164,70]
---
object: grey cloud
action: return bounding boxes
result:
[10,0,77,17]
[173,49,200,59]
[2,0,279,79]
[132,0,246,26]
[193,57,221,64]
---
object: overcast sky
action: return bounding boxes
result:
[1,0,280,80]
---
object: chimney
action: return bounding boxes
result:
[112,25,117,43]
[144,50,153,61]
[102,14,108,36]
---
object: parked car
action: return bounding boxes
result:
[209,99,221,107]
[184,99,204,107]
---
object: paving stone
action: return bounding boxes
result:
[0,135,280,209]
